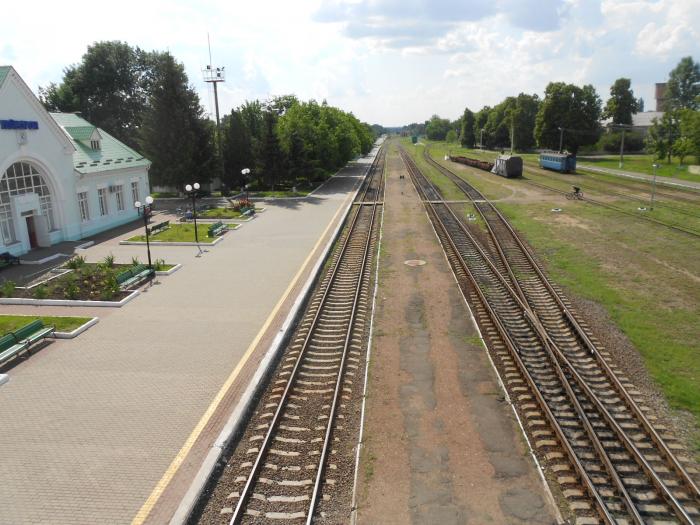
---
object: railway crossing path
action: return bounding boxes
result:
[0,164,367,525]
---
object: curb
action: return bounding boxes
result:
[0,289,141,308]
[54,317,99,339]
[168,162,368,525]
[156,263,182,276]
[119,236,226,247]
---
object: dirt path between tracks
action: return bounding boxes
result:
[356,147,558,524]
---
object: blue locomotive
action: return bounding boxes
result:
[539,151,576,173]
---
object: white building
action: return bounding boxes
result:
[0,66,150,256]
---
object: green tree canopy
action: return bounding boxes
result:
[603,78,639,125]
[39,41,149,149]
[425,115,452,140]
[459,108,475,147]
[645,112,681,162]
[534,82,602,154]
[666,56,700,111]
[138,52,215,188]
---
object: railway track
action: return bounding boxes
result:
[194,148,384,524]
[401,146,700,524]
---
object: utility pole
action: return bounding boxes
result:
[558,126,564,153]
[510,121,515,155]
[619,127,626,169]
[651,163,659,210]
[203,34,226,191]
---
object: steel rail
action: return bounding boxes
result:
[403,148,698,523]
[424,148,700,503]
[230,148,384,524]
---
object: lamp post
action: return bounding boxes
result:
[558,127,565,153]
[185,182,201,253]
[651,163,659,210]
[241,168,251,200]
[134,195,154,268]
[479,128,484,150]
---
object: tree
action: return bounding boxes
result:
[459,108,475,147]
[425,115,452,140]
[646,112,681,162]
[534,82,602,154]
[138,52,215,188]
[679,109,700,163]
[473,106,491,147]
[673,137,694,165]
[39,41,148,149]
[446,130,458,143]
[638,98,645,112]
[603,78,639,125]
[666,56,700,111]
[222,110,253,188]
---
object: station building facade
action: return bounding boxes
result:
[0,66,150,256]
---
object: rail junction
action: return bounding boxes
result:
[400,146,700,524]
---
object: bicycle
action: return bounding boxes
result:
[565,186,584,200]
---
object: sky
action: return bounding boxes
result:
[1,0,699,127]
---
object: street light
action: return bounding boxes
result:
[134,195,154,268]
[241,168,251,200]
[479,128,484,150]
[651,163,659,210]
[558,127,565,153]
[185,182,202,254]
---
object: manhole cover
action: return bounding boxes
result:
[404,259,426,267]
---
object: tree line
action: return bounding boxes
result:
[412,56,700,162]
[40,41,378,192]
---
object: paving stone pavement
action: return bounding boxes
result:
[0,167,364,525]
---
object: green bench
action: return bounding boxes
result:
[0,251,20,270]
[208,221,227,237]
[241,208,255,217]
[149,220,170,236]
[0,319,55,367]
[116,264,154,289]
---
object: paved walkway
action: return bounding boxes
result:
[577,163,700,190]
[0,165,366,524]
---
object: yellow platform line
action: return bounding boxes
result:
[132,195,352,524]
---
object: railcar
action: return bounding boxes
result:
[491,155,523,178]
[539,151,577,173]
[449,155,494,172]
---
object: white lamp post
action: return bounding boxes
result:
[185,182,201,251]
[134,195,155,268]
[241,168,251,200]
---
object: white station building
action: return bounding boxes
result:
[0,66,150,256]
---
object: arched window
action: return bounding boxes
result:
[0,162,56,244]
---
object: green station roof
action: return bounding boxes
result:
[50,112,150,174]
[0,66,10,89]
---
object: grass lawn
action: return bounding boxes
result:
[252,189,312,198]
[578,155,700,183]
[127,223,221,243]
[0,315,91,333]
[199,207,244,219]
[415,140,700,454]
[150,191,179,198]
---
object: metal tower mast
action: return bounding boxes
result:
[203,34,226,188]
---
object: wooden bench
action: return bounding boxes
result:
[0,320,55,367]
[149,220,170,236]
[207,221,227,237]
[0,251,20,270]
[116,264,154,289]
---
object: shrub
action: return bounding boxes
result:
[131,257,141,266]
[101,253,115,268]
[153,259,166,271]
[66,255,86,269]
[1,280,15,298]
[32,285,49,299]
[99,275,120,300]
[597,131,645,153]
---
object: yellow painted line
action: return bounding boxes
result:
[132,189,356,525]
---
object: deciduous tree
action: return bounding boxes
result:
[666,56,700,111]
[603,78,639,125]
[459,108,475,147]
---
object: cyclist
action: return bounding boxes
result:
[573,186,582,198]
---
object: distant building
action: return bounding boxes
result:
[0,66,151,256]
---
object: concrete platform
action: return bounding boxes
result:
[0,164,366,524]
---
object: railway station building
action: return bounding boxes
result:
[0,66,150,256]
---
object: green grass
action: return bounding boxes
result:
[199,207,244,219]
[127,224,221,243]
[0,315,91,334]
[578,155,700,183]
[150,191,179,198]
[252,190,311,198]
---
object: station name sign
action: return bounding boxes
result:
[1,119,39,130]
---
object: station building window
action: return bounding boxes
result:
[0,161,55,244]
[114,185,125,211]
[131,181,139,206]
[98,188,108,216]
[78,191,90,222]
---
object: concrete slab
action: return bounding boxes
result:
[0,164,366,525]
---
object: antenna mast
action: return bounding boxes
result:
[203,33,226,189]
